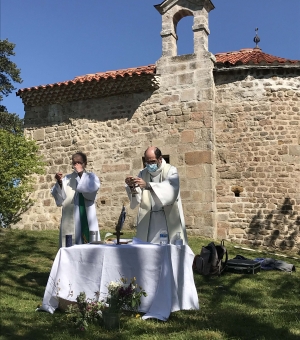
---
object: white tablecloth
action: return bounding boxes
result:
[39,243,199,321]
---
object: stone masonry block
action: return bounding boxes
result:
[186,165,204,179]
[177,73,194,85]
[229,228,245,235]
[181,130,195,143]
[167,108,182,116]
[102,164,130,173]
[231,204,244,213]
[181,89,196,102]
[185,215,195,226]
[289,145,300,156]
[160,95,180,105]
[61,139,72,147]
[178,144,194,154]
[151,139,165,148]
[161,75,177,87]
[185,151,212,165]
[132,160,145,174]
[217,214,229,221]
[191,190,205,201]
[193,101,214,112]
[190,113,205,123]
[33,129,45,141]
[180,190,191,200]
[219,171,242,179]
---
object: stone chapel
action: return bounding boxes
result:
[16,0,300,252]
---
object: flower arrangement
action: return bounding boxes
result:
[65,277,147,330]
[105,276,147,313]
[66,291,105,331]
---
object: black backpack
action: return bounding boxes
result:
[193,240,228,276]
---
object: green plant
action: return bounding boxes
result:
[65,291,105,331]
[0,115,45,227]
[105,277,147,313]
[65,277,147,331]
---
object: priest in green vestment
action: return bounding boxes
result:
[52,152,101,247]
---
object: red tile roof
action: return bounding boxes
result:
[17,65,158,107]
[74,64,156,82]
[215,48,299,66]
[17,49,299,107]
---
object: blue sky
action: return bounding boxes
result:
[1,0,299,118]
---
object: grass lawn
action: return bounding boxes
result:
[0,228,299,340]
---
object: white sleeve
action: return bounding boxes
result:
[76,172,100,201]
[51,180,67,207]
[150,166,179,206]
[125,171,142,209]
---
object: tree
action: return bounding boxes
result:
[0,126,45,227]
[0,39,22,112]
[0,40,45,227]
[0,111,23,134]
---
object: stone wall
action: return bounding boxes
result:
[18,51,217,238]
[21,92,154,231]
[17,66,300,253]
[16,0,300,252]
[215,68,300,251]
[16,1,218,240]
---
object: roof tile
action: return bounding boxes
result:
[215,48,299,66]
[17,65,156,95]
[17,65,158,107]
[17,49,300,107]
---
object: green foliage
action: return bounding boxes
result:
[65,277,147,331]
[0,40,43,227]
[0,128,45,227]
[106,277,147,313]
[66,292,105,331]
[0,111,24,134]
[0,39,22,112]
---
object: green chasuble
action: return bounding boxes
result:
[79,193,89,243]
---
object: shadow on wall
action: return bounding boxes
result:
[248,197,300,252]
[24,91,154,129]
[214,68,300,87]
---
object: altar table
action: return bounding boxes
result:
[39,243,199,321]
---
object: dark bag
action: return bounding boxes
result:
[226,259,261,274]
[193,240,228,276]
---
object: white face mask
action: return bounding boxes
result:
[146,163,158,172]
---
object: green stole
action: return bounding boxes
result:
[79,192,89,243]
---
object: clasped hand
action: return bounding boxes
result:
[55,172,63,182]
[125,176,147,189]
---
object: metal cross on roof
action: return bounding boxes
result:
[253,27,261,49]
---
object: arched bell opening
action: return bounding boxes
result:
[176,15,194,56]
[173,9,194,56]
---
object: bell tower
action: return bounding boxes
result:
[154,0,217,239]
[155,0,214,58]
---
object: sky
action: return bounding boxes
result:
[1,0,299,118]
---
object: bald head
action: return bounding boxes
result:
[144,147,162,160]
[144,147,162,168]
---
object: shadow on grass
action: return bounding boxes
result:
[189,265,300,339]
[1,230,299,340]
[0,229,58,299]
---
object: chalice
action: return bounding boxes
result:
[127,175,138,196]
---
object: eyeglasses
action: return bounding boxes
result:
[72,161,83,165]
[145,159,158,164]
